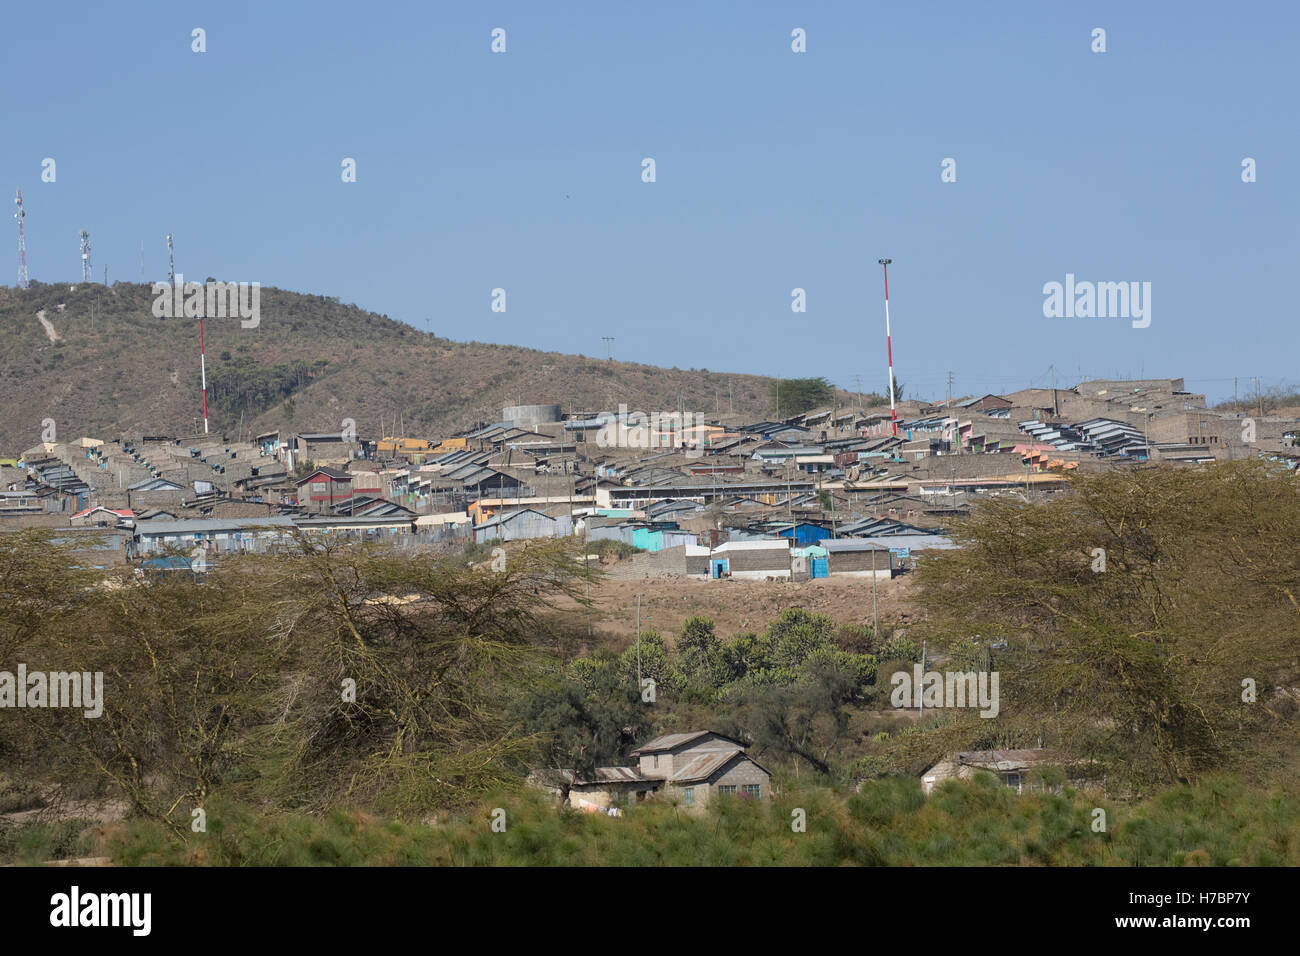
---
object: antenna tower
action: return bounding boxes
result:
[14,190,28,289]
[80,230,92,283]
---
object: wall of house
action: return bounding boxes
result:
[827,549,895,576]
[710,758,769,798]
[666,756,769,809]
[638,752,673,779]
[717,542,790,578]
[567,783,652,810]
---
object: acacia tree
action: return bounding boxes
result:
[913,461,1300,793]
[264,534,590,814]
[6,531,594,830]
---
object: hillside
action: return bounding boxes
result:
[0,282,865,451]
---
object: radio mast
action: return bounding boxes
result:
[879,258,898,436]
[80,230,92,283]
[14,190,28,289]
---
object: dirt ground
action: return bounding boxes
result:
[555,571,925,644]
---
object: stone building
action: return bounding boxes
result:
[534,731,772,814]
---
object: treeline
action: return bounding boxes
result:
[514,608,914,785]
[913,459,1300,793]
[0,533,587,836]
[0,460,1296,865]
[206,355,331,414]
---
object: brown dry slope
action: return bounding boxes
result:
[557,573,923,644]
[0,281,803,452]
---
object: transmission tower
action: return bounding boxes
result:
[167,233,175,284]
[14,190,28,289]
[80,230,92,283]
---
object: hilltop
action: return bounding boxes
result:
[0,282,852,450]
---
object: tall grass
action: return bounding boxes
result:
[72,775,1300,867]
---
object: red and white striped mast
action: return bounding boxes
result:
[879,258,898,436]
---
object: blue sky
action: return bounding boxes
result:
[5,0,1296,404]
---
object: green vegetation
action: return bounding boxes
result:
[582,539,642,560]
[207,355,331,417]
[515,609,885,787]
[85,774,1300,866]
[911,460,1300,794]
[0,461,1296,865]
[0,533,589,838]
[770,377,833,417]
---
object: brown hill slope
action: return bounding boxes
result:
[0,282,857,451]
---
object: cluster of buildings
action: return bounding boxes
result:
[3,379,1295,571]
[530,730,1084,814]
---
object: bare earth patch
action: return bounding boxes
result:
[554,570,923,643]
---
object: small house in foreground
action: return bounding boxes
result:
[534,730,771,813]
[920,748,1063,796]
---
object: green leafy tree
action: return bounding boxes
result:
[677,616,727,690]
[771,377,833,417]
[915,461,1300,792]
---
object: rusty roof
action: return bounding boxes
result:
[548,766,652,787]
[669,750,746,784]
[669,749,773,785]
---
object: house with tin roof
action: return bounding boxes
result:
[919,748,1065,796]
[533,730,771,813]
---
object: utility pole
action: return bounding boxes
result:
[787,460,795,543]
[946,371,953,408]
[1050,364,1058,416]
[871,547,879,637]
[918,639,927,719]
[855,374,864,414]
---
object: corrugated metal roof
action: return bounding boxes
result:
[956,749,1059,771]
[135,517,296,535]
[669,750,745,784]
[552,766,651,786]
[630,730,748,755]
[630,731,711,755]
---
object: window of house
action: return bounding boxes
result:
[718,785,737,796]
[742,784,761,797]
[683,787,694,806]
[1003,773,1023,792]
[653,754,659,769]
